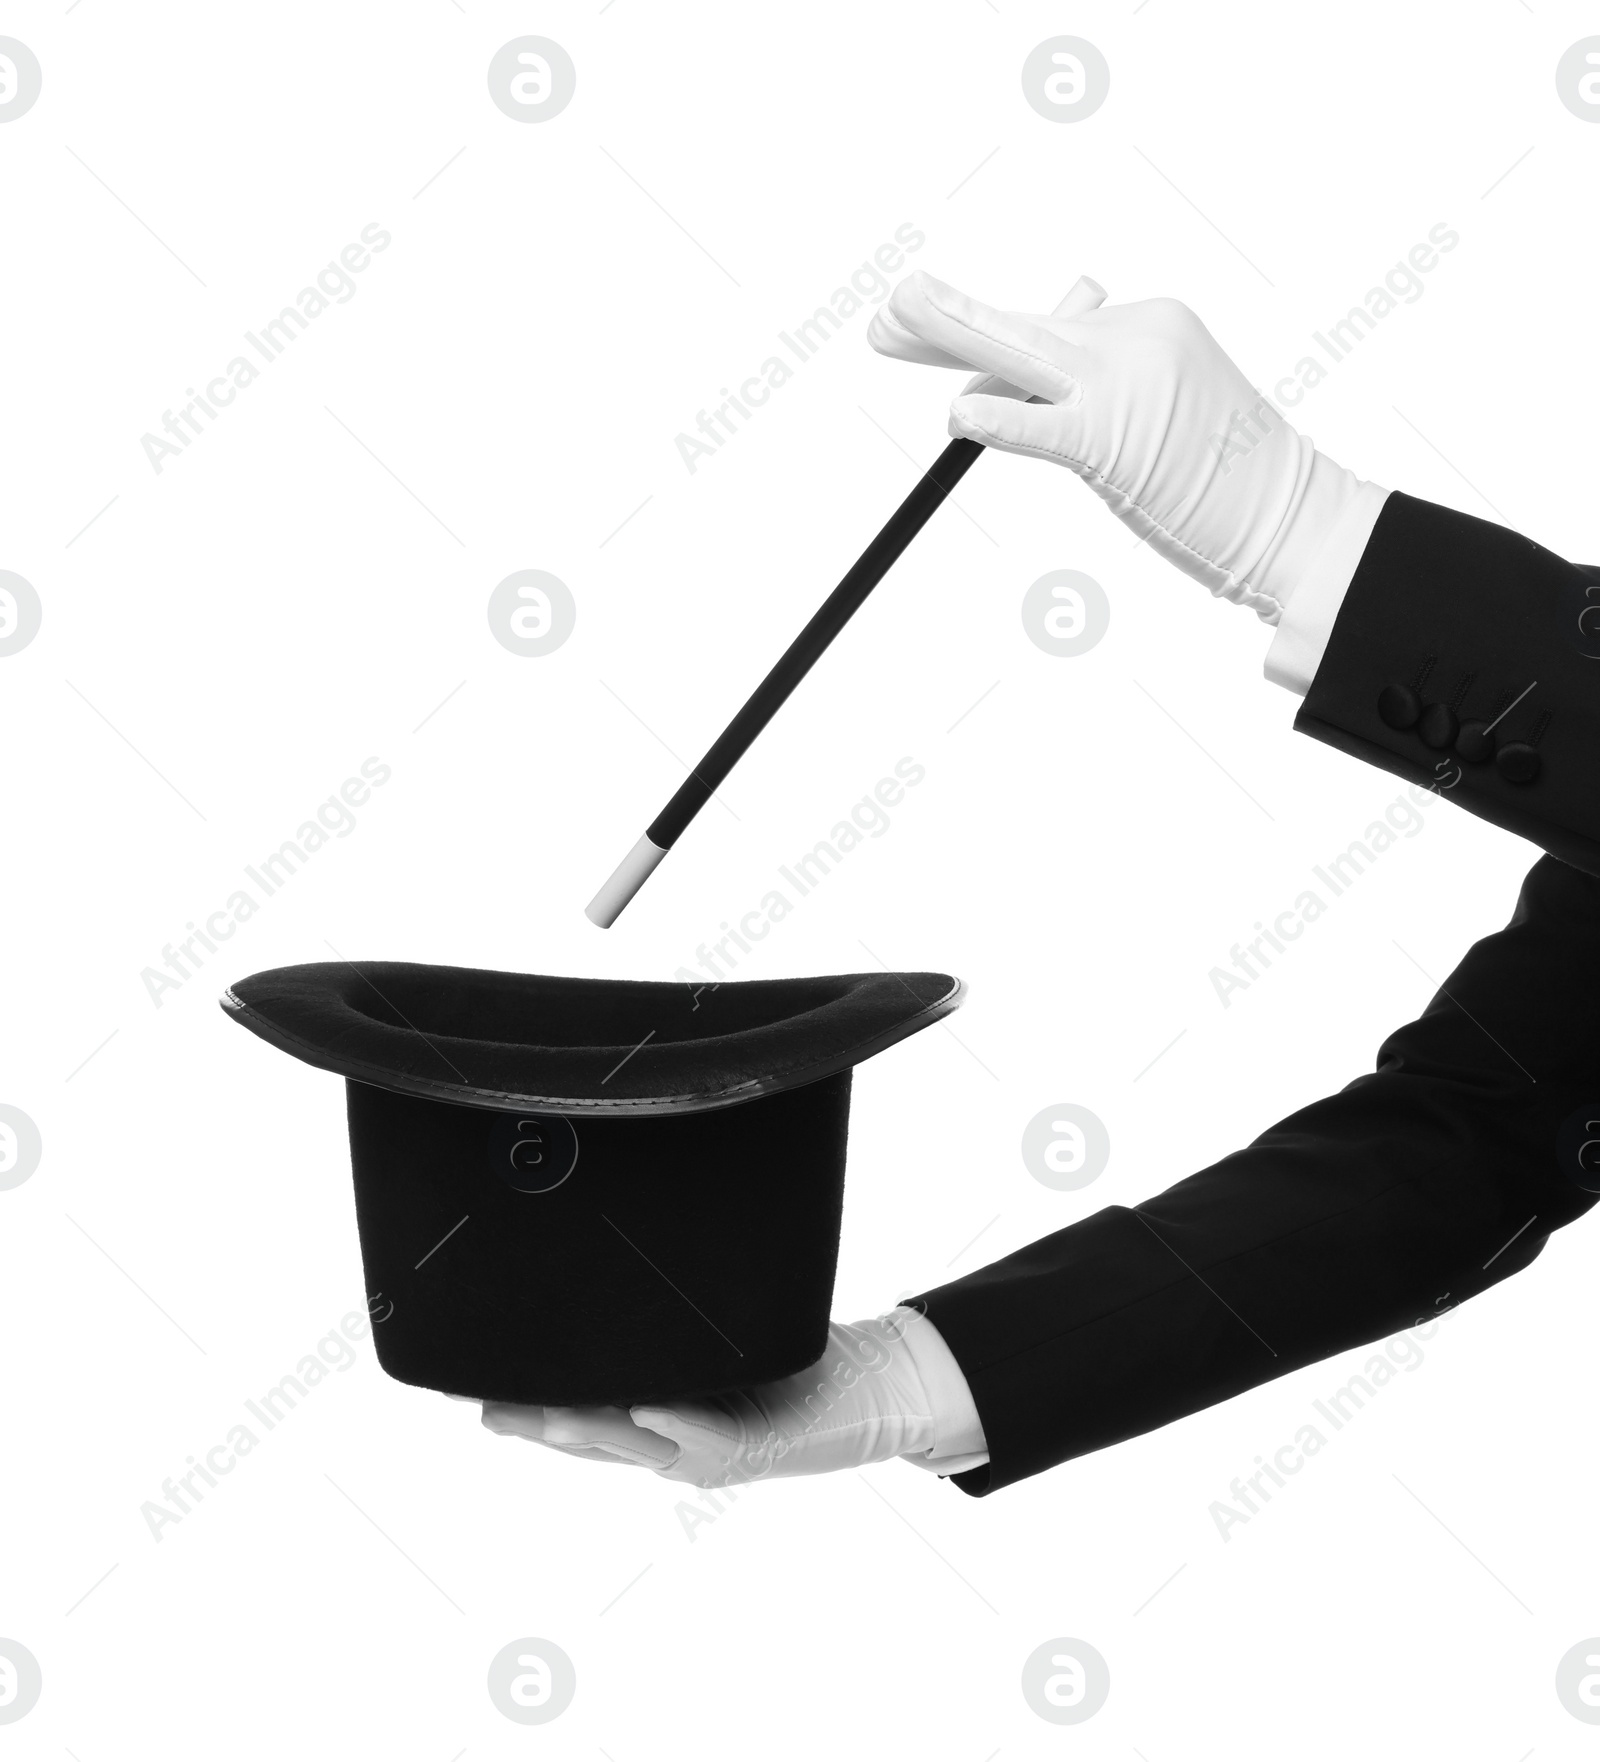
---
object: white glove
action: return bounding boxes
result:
[481,1311,986,1489]
[868,271,1388,642]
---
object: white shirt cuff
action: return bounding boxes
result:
[1262,481,1391,696]
[890,1305,989,1476]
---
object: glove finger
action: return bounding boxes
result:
[961,370,1032,402]
[948,392,1084,466]
[628,1399,742,1452]
[480,1402,683,1468]
[866,301,975,370]
[540,1441,659,1467]
[480,1401,552,1442]
[541,1405,682,1465]
[888,272,1083,402]
[628,1398,773,1485]
[880,274,1105,379]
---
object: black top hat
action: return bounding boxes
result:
[223,961,962,1406]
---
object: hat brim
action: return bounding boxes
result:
[221,962,964,1118]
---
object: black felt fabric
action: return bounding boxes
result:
[1297,491,1600,876]
[915,856,1600,1493]
[223,962,961,1115]
[223,961,961,1402]
[346,1072,852,1404]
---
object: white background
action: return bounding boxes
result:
[4,0,1599,1753]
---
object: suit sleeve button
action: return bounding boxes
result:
[1378,684,1422,729]
[1417,702,1459,749]
[1454,722,1496,764]
[1495,742,1541,784]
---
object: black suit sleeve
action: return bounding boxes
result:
[1295,490,1600,873]
[914,856,1600,1495]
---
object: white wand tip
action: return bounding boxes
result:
[584,833,669,928]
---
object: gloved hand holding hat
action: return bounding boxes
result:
[481,1311,990,1487]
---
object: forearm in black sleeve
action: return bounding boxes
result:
[914,854,1600,1495]
[1296,490,1600,874]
